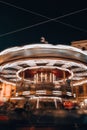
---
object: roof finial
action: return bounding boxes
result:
[40,37,48,44]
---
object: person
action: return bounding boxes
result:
[24,100,30,111]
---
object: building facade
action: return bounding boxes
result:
[71,40,87,101]
[71,40,87,51]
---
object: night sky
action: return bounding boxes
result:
[0,0,87,51]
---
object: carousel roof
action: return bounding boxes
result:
[0,43,87,86]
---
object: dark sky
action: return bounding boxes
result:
[0,0,87,51]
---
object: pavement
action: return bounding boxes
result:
[0,109,87,130]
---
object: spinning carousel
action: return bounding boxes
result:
[0,42,87,103]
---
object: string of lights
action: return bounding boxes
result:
[0,0,87,37]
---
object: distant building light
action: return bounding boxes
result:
[15,93,18,96]
[22,91,30,95]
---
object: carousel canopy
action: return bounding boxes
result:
[0,43,87,87]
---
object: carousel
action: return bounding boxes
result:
[0,41,87,107]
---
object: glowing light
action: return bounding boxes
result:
[0,44,87,87]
